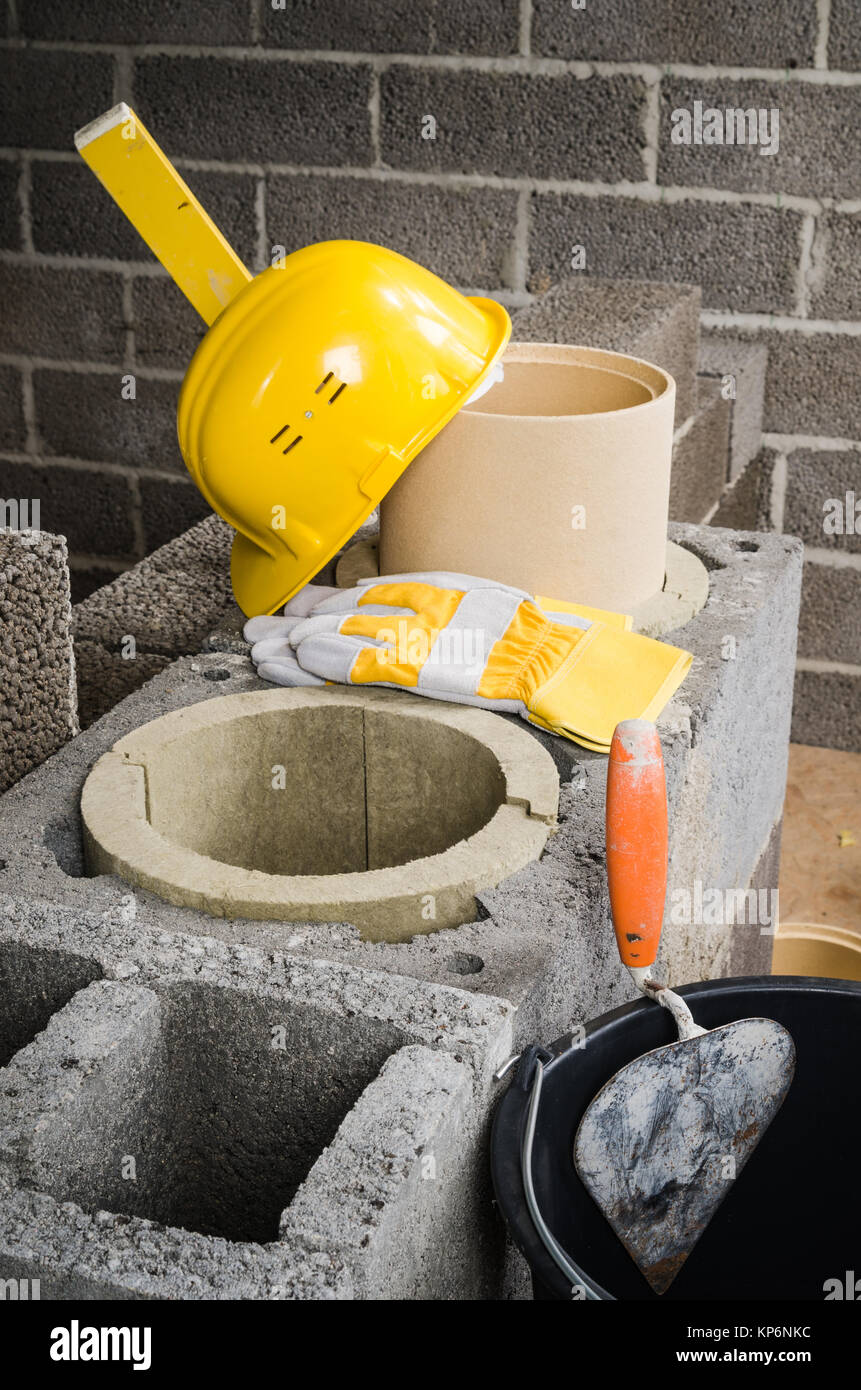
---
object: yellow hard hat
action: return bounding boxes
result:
[74,113,509,617]
[178,240,511,616]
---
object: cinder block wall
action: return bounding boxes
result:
[0,1,858,739]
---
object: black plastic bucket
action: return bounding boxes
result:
[491,976,861,1300]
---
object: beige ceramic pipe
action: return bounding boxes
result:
[380,342,676,613]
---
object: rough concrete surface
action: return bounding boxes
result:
[380,69,648,183]
[0,529,78,792]
[260,0,522,55]
[658,78,861,201]
[797,562,859,665]
[707,325,861,440]
[511,276,701,423]
[698,334,768,481]
[0,516,802,1299]
[791,668,861,754]
[34,369,184,472]
[711,448,776,534]
[0,458,135,561]
[3,522,799,1017]
[669,378,732,523]
[0,904,514,1299]
[72,512,235,726]
[0,363,26,450]
[134,56,374,166]
[529,194,803,316]
[828,0,861,70]
[530,0,818,66]
[71,510,349,728]
[783,448,861,554]
[0,261,125,362]
[807,210,861,322]
[282,1044,499,1299]
[268,175,518,292]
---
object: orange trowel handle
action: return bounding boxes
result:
[605,719,668,971]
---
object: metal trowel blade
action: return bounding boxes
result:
[574,1017,795,1295]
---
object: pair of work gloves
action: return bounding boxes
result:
[244,572,692,754]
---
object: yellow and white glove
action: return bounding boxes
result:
[244,572,692,754]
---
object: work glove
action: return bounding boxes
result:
[244,573,691,754]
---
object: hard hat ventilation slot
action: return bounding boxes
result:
[282,435,303,455]
[315,372,334,394]
[328,382,347,404]
[269,425,290,443]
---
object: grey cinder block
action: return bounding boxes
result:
[4,523,800,1031]
[261,0,521,55]
[792,668,861,754]
[669,378,731,523]
[528,194,802,315]
[31,162,155,264]
[699,334,768,481]
[727,820,780,978]
[73,512,234,726]
[0,519,802,1296]
[531,0,818,67]
[20,0,252,44]
[0,159,20,251]
[808,210,861,322]
[0,940,100,1069]
[73,640,174,730]
[828,0,861,70]
[658,79,861,201]
[282,1045,495,1298]
[761,332,861,438]
[0,49,113,151]
[512,276,701,424]
[138,475,213,552]
[759,332,861,438]
[0,461,136,558]
[0,365,26,453]
[0,980,164,1203]
[0,264,126,363]
[31,163,259,271]
[783,448,861,554]
[134,57,374,166]
[266,175,519,290]
[35,369,183,471]
[797,561,860,665]
[132,278,205,371]
[0,923,512,1299]
[69,566,124,605]
[73,512,234,657]
[711,447,776,533]
[0,528,78,793]
[380,69,648,181]
[707,325,861,438]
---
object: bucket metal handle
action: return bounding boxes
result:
[496,1046,613,1302]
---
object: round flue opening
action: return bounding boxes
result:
[140,705,507,876]
[81,689,559,943]
[463,359,654,417]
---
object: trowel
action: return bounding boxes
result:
[573,719,795,1295]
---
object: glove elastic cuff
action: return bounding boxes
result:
[527,623,693,750]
